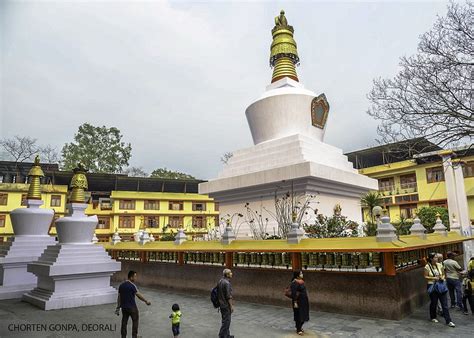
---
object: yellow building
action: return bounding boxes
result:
[0,161,219,242]
[345,139,474,223]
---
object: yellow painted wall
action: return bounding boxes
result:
[1,185,219,241]
[0,183,68,236]
[360,155,474,223]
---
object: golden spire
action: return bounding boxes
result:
[270,10,300,83]
[69,163,88,203]
[26,155,44,200]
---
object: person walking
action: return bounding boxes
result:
[462,273,474,315]
[169,303,182,338]
[443,252,464,310]
[217,268,234,338]
[424,253,455,327]
[115,270,151,338]
[291,270,310,335]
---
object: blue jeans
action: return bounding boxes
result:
[428,285,452,324]
[446,278,463,308]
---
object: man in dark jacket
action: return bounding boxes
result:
[217,268,234,338]
[116,270,151,338]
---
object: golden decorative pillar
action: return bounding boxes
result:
[270,10,300,83]
[27,155,45,200]
[69,164,88,203]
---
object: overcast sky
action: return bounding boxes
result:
[0,0,451,179]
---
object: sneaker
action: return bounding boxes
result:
[448,322,455,327]
[463,311,469,315]
[297,332,304,336]
[431,319,439,323]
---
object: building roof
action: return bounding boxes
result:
[0,161,59,175]
[345,138,442,169]
[0,161,205,194]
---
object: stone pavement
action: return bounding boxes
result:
[0,286,473,338]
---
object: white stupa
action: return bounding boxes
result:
[23,164,121,310]
[199,10,377,237]
[0,157,56,299]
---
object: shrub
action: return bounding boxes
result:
[417,207,449,232]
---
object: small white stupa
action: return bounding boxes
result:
[200,10,377,236]
[0,156,56,299]
[23,164,121,310]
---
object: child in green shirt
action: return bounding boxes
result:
[169,303,182,337]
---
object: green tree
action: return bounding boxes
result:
[417,206,450,232]
[304,214,359,238]
[62,123,132,173]
[150,168,195,180]
[360,191,383,224]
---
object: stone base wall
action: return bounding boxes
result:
[112,262,428,320]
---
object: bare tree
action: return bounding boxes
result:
[39,145,61,164]
[123,166,148,177]
[368,1,473,147]
[0,136,39,162]
[220,152,233,164]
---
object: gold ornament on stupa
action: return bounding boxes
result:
[270,10,300,83]
[69,163,88,203]
[26,155,44,200]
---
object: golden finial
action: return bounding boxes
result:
[382,206,389,216]
[140,216,146,230]
[270,10,300,83]
[69,163,88,203]
[435,212,441,218]
[26,155,44,200]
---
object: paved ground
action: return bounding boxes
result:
[0,286,473,338]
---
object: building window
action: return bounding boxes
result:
[382,197,393,206]
[429,200,448,208]
[169,201,184,211]
[168,216,183,228]
[378,178,394,192]
[395,194,419,204]
[0,193,8,206]
[400,204,417,219]
[97,216,110,229]
[144,200,160,210]
[462,162,474,178]
[426,167,444,183]
[21,194,27,206]
[192,215,205,228]
[0,214,6,227]
[119,216,135,228]
[399,174,417,189]
[145,215,159,228]
[214,202,219,211]
[50,195,61,207]
[192,202,206,211]
[100,198,112,210]
[119,200,135,210]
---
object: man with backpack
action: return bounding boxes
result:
[216,268,234,338]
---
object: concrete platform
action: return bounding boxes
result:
[0,286,473,337]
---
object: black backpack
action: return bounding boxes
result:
[210,285,220,308]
